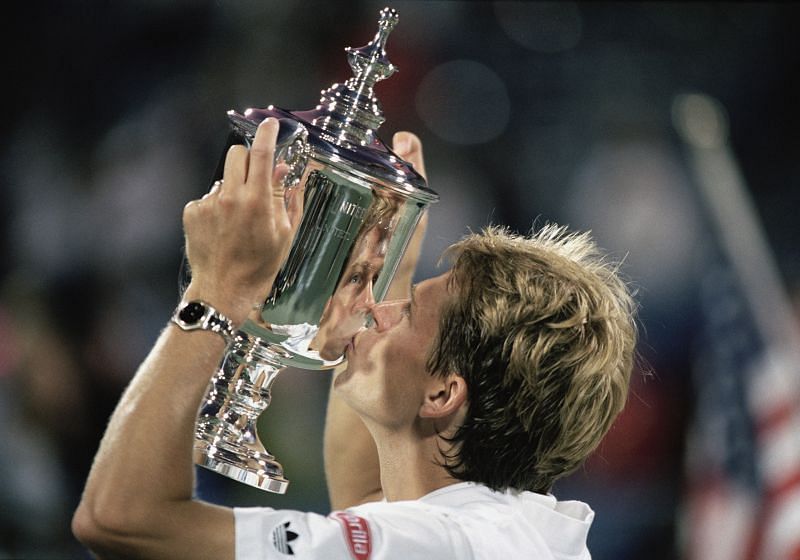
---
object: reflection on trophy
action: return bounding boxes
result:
[310,195,398,361]
[191,7,439,493]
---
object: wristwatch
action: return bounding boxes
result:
[171,300,237,343]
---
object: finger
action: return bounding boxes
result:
[246,117,278,192]
[272,162,290,202]
[223,144,249,187]
[392,131,426,180]
[182,197,206,236]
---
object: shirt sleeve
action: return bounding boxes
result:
[234,502,469,560]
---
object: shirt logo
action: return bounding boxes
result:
[331,512,372,560]
[271,521,299,556]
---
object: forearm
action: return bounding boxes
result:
[73,118,296,559]
[73,318,234,558]
[80,324,222,506]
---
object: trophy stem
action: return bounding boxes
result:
[193,331,290,493]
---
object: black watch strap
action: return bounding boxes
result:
[171,300,236,343]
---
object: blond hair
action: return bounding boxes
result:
[428,224,637,493]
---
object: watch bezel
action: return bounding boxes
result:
[176,301,210,329]
[171,300,235,342]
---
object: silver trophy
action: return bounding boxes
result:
[191,8,438,493]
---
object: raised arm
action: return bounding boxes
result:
[324,131,428,510]
[72,118,295,560]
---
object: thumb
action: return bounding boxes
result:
[392,131,426,180]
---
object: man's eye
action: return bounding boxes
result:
[349,273,362,285]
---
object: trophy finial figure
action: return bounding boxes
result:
[308,7,401,146]
[345,7,399,83]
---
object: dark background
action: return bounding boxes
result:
[1,2,798,558]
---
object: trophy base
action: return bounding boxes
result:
[194,439,290,494]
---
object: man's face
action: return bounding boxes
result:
[333,270,453,428]
[311,228,386,361]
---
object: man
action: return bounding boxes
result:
[73,118,637,559]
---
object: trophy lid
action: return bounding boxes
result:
[228,7,438,204]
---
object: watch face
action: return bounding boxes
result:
[179,302,206,324]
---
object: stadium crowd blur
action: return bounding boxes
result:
[1,2,799,559]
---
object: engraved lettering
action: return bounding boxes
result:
[340,200,367,220]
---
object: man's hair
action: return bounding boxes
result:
[427,224,637,494]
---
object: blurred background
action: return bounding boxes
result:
[1,2,799,559]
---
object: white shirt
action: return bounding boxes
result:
[234,482,594,559]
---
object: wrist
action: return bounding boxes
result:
[181,283,262,327]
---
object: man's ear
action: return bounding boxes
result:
[419,374,467,419]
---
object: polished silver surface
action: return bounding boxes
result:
[193,7,438,493]
[300,6,399,146]
[194,332,289,493]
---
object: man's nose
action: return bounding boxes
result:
[367,300,407,332]
[353,280,376,312]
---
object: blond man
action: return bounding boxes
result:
[73,119,637,560]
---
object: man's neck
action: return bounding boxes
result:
[372,426,462,502]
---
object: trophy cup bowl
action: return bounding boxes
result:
[190,7,439,493]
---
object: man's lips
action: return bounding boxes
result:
[345,328,367,356]
[344,335,355,357]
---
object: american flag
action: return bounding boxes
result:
[684,250,800,560]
